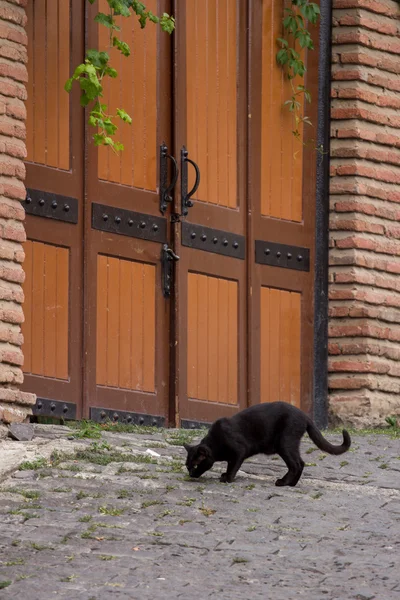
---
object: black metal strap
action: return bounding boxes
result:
[32,397,77,419]
[255,240,310,272]
[25,189,78,224]
[181,222,245,259]
[91,203,167,244]
[90,407,165,428]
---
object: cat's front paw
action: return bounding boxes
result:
[220,473,229,483]
[275,478,286,486]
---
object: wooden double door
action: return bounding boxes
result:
[22,0,318,427]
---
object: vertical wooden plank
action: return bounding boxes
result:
[31,242,45,375]
[227,0,237,208]
[269,288,281,403]
[33,0,46,164]
[186,0,197,194]
[217,278,228,403]
[108,14,122,184]
[55,247,69,380]
[131,262,144,390]
[187,273,198,399]
[132,16,146,188]
[22,241,32,373]
[46,0,58,168]
[207,276,219,402]
[98,0,110,181]
[269,0,283,219]
[142,264,155,393]
[43,244,57,377]
[58,0,70,170]
[143,0,157,191]
[290,292,301,407]
[261,0,272,217]
[96,255,108,386]
[195,0,209,202]
[207,0,218,205]
[197,274,208,400]
[120,20,134,187]
[227,280,238,405]
[118,259,132,389]
[260,287,270,404]
[279,291,292,404]
[26,1,34,162]
[217,0,228,208]
[292,75,304,223]
[106,257,120,387]
[281,82,293,221]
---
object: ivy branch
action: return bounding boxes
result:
[65,0,175,153]
[276,0,320,142]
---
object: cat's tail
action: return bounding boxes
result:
[306,421,351,455]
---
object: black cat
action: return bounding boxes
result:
[184,402,351,486]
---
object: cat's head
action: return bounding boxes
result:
[184,443,214,478]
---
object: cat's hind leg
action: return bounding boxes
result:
[275,442,304,487]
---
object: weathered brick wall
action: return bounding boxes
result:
[0,0,35,428]
[329,0,400,426]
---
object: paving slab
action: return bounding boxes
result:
[0,424,399,599]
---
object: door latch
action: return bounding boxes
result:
[159,142,179,215]
[181,146,200,217]
[161,244,179,298]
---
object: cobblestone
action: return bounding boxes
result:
[0,424,399,599]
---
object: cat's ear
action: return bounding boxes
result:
[183,443,191,453]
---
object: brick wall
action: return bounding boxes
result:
[0,0,35,428]
[329,0,400,426]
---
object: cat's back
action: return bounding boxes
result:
[231,401,301,424]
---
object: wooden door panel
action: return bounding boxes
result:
[84,0,173,425]
[23,0,84,420]
[86,233,169,423]
[260,286,301,407]
[260,0,304,222]
[187,273,238,405]
[26,0,71,170]
[185,0,237,208]
[248,0,319,416]
[22,241,69,381]
[174,0,247,426]
[96,255,156,393]
[97,0,158,190]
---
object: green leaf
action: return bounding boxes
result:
[114,142,125,152]
[94,133,106,146]
[64,78,73,93]
[94,12,120,30]
[104,66,118,78]
[276,37,288,48]
[86,49,110,69]
[108,0,131,17]
[113,37,131,57]
[276,49,289,66]
[116,108,132,124]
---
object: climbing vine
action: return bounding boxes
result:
[66,1,320,152]
[276,0,320,141]
[65,0,174,152]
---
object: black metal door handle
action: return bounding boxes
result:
[181,146,201,217]
[159,142,179,215]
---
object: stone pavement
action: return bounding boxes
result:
[0,424,399,600]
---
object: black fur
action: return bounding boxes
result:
[184,402,351,486]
